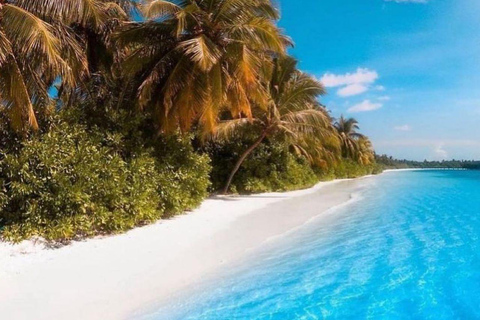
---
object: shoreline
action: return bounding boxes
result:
[0,174,384,320]
[135,177,373,319]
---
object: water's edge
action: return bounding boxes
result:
[142,170,480,320]
[134,175,379,319]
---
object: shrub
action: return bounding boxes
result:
[315,158,383,180]
[153,135,211,216]
[0,116,211,242]
[207,140,317,194]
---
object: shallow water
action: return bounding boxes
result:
[141,170,480,319]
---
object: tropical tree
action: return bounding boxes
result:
[117,0,290,134]
[24,0,137,110]
[212,56,339,194]
[357,136,374,165]
[0,0,135,132]
[334,115,365,159]
[0,0,79,131]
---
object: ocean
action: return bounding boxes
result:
[141,170,480,319]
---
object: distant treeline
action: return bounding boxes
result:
[375,154,480,170]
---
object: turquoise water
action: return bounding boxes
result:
[143,170,480,319]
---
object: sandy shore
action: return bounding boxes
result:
[0,175,377,320]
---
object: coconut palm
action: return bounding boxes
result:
[357,136,374,165]
[212,56,339,194]
[292,134,341,170]
[116,0,290,134]
[334,115,365,159]
[21,0,136,107]
[49,0,137,112]
[0,0,133,132]
[0,0,78,131]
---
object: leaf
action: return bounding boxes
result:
[142,0,182,19]
[177,35,221,71]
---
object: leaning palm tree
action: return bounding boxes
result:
[212,56,339,194]
[117,0,290,134]
[334,115,365,159]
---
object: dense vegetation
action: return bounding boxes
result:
[0,0,378,242]
[375,155,480,170]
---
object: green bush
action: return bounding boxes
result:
[0,116,210,242]
[315,158,383,180]
[153,135,211,216]
[207,141,317,194]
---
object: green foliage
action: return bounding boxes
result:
[64,104,212,215]
[152,135,211,216]
[207,140,317,194]
[0,112,21,154]
[315,158,383,180]
[0,114,210,243]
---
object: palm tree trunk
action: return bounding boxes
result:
[223,131,267,194]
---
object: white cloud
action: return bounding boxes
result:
[321,68,379,97]
[394,124,411,131]
[321,68,378,87]
[433,143,448,160]
[375,85,386,91]
[378,95,391,101]
[337,84,368,97]
[347,100,383,113]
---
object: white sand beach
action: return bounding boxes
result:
[0,176,377,320]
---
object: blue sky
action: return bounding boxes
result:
[277,0,480,160]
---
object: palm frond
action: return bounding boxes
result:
[0,58,39,131]
[4,5,60,66]
[177,35,221,71]
[228,17,286,54]
[142,0,182,19]
[13,0,110,28]
[278,73,325,113]
[0,32,12,67]
[212,118,262,141]
[199,63,224,132]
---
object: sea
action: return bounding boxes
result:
[140,170,480,319]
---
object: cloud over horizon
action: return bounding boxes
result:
[347,100,383,113]
[321,68,379,97]
[394,124,411,131]
[433,143,448,160]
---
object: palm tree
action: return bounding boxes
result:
[357,136,374,165]
[212,56,339,194]
[18,0,137,109]
[334,115,365,159]
[117,0,290,134]
[0,0,132,132]
[0,0,78,131]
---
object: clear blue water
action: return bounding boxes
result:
[143,170,480,319]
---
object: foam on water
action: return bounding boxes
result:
[141,170,480,319]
